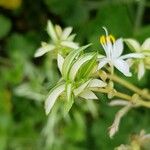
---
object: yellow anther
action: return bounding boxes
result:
[109,35,115,43]
[100,35,106,45]
[99,34,115,45]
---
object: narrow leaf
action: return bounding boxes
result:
[69,53,94,81]
[62,44,91,79]
[66,83,72,102]
[57,54,64,73]
[45,83,65,115]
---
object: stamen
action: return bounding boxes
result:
[109,35,115,43]
[102,27,108,37]
[99,34,115,45]
[100,35,106,45]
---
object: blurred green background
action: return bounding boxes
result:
[0,0,150,150]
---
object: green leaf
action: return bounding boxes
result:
[77,53,97,80]
[68,53,94,81]
[62,44,91,80]
[66,83,72,102]
[57,54,64,73]
[0,15,12,39]
[45,83,65,115]
[63,95,74,116]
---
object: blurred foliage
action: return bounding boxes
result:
[0,0,150,150]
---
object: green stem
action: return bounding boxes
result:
[91,87,150,108]
[107,74,150,100]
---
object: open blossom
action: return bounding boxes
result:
[34,20,79,58]
[98,27,143,76]
[125,38,150,80]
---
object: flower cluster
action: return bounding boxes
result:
[34,20,79,58]
[35,20,150,138]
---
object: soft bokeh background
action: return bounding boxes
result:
[0,0,150,150]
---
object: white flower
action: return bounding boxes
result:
[98,27,143,77]
[125,38,150,80]
[34,20,79,58]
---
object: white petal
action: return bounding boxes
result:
[138,61,145,80]
[34,44,55,57]
[55,25,62,37]
[124,38,140,52]
[67,34,76,41]
[112,38,124,58]
[45,84,65,115]
[114,59,132,76]
[61,41,79,49]
[141,38,150,50]
[89,79,107,88]
[97,58,108,70]
[120,53,144,59]
[106,41,113,58]
[57,54,64,73]
[47,20,58,42]
[79,90,98,100]
[73,80,91,96]
[61,27,73,40]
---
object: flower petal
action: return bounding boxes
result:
[106,41,113,58]
[57,54,64,73]
[61,41,79,49]
[61,27,73,40]
[55,25,62,37]
[97,58,108,70]
[124,38,140,52]
[79,90,98,100]
[89,79,107,88]
[120,53,144,59]
[141,38,150,50]
[67,34,76,41]
[34,44,55,57]
[138,60,145,80]
[47,20,58,42]
[113,59,132,76]
[112,38,124,58]
[45,83,65,115]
